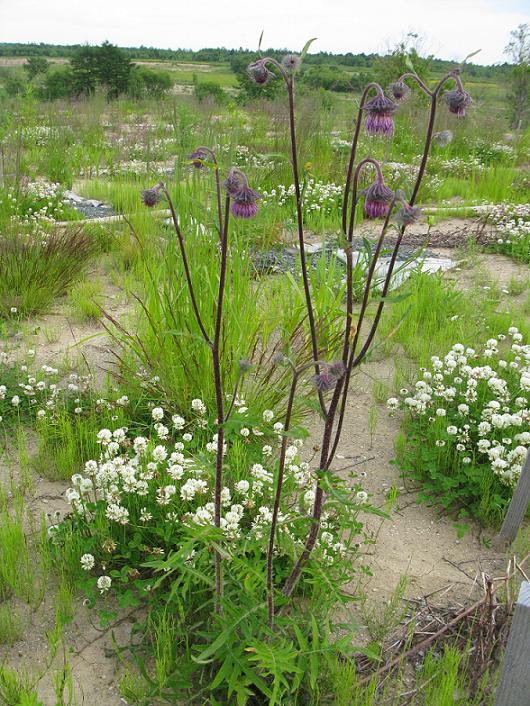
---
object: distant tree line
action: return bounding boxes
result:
[3,42,174,100]
[0,41,513,81]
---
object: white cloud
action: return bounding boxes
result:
[0,0,528,63]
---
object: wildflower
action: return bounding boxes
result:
[247,60,273,85]
[188,148,208,169]
[263,409,274,423]
[363,94,397,136]
[151,407,164,421]
[444,88,471,118]
[395,202,422,226]
[191,398,206,415]
[433,130,453,147]
[240,427,250,437]
[356,491,368,503]
[282,54,301,73]
[389,80,409,101]
[141,183,162,207]
[80,553,95,571]
[97,576,112,594]
[362,176,394,219]
[313,371,336,392]
[172,415,185,430]
[387,397,399,410]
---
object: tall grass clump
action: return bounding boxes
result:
[0,227,99,318]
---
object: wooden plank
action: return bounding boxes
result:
[493,581,530,706]
[494,449,530,549]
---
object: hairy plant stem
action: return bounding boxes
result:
[213,195,231,612]
[262,56,327,416]
[282,69,466,596]
[193,145,224,242]
[326,69,462,466]
[267,370,299,627]
[162,186,211,345]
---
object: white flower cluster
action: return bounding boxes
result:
[67,402,367,589]
[486,203,530,247]
[388,328,529,486]
[261,179,343,216]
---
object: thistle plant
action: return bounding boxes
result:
[142,151,259,612]
[248,47,472,611]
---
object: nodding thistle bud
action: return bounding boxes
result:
[389,81,409,101]
[313,361,346,392]
[238,358,253,373]
[222,167,260,219]
[363,94,397,137]
[362,176,394,219]
[188,148,208,169]
[141,183,163,207]
[328,361,346,380]
[433,130,453,147]
[444,88,471,118]
[313,371,336,392]
[395,203,422,226]
[247,60,274,85]
[282,54,301,73]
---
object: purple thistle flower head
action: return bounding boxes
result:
[362,178,394,219]
[313,371,336,392]
[433,130,453,147]
[231,190,260,219]
[363,94,397,137]
[444,88,471,118]
[188,148,208,169]
[389,81,410,101]
[282,54,302,73]
[141,183,163,208]
[247,60,274,85]
[223,167,260,219]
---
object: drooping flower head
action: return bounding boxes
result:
[247,60,274,85]
[395,203,422,226]
[433,129,454,147]
[362,175,394,219]
[389,80,410,102]
[363,94,397,137]
[282,54,302,73]
[444,88,471,118]
[313,361,346,392]
[141,183,163,208]
[188,148,209,169]
[222,167,260,219]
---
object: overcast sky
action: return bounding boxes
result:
[0,0,528,64]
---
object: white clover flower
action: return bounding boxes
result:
[133,436,148,454]
[183,433,193,442]
[235,480,250,494]
[106,503,129,525]
[462,457,472,464]
[262,445,273,456]
[435,440,446,447]
[168,464,184,480]
[172,415,185,430]
[97,428,112,445]
[447,426,458,435]
[263,409,274,423]
[140,508,152,522]
[80,553,95,571]
[11,395,20,407]
[240,427,250,437]
[151,407,164,421]
[97,575,112,593]
[356,491,368,503]
[191,398,206,415]
[387,397,399,410]
[436,408,446,417]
